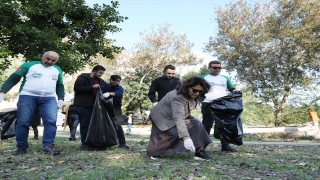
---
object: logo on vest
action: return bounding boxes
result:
[32,71,43,78]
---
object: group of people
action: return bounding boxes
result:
[0,50,239,159]
[2,51,317,160]
[146,62,239,160]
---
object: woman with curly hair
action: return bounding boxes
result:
[147,76,213,161]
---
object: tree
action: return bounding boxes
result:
[0,0,127,74]
[205,0,320,126]
[122,72,157,124]
[181,64,208,81]
[118,24,202,110]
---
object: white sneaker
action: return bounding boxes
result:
[150,156,161,160]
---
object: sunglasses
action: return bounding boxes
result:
[190,87,204,94]
[210,67,222,70]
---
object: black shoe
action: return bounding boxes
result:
[69,137,76,141]
[33,137,39,140]
[194,150,214,161]
[14,147,27,155]
[78,144,90,151]
[43,145,60,155]
[118,144,129,149]
[221,145,238,153]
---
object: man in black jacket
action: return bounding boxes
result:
[148,65,180,106]
[73,65,106,149]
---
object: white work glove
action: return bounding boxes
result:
[57,100,64,108]
[153,102,158,106]
[103,92,110,98]
[0,93,6,102]
[183,138,195,152]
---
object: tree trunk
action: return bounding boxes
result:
[139,104,148,124]
[274,107,282,126]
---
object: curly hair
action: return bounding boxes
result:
[176,76,210,97]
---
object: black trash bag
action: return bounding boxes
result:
[206,92,243,145]
[85,88,119,148]
[0,110,17,140]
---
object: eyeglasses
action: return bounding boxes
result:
[210,67,222,70]
[190,87,204,94]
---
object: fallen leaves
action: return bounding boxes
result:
[58,160,65,164]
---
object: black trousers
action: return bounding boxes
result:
[115,108,126,145]
[201,102,229,146]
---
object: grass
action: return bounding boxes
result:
[1,133,320,180]
[243,133,320,142]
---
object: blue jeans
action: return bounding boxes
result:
[76,105,93,143]
[126,123,132,132]
[16,95,58,148]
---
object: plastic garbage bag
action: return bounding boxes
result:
[85,88,119,148]
[0,110,17,140]
[205,92,243,145]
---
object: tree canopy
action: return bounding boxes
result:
[205,0,320,125]
[0,0,127,74]
[117,24,202,112]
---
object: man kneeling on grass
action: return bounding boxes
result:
[147,77,213,160]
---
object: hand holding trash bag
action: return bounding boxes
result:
[85,88,119,148]
[207,93,244,146]
[103,92,110,98]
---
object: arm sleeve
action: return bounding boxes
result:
[0,73,22,93]
[224,76,235,92]
[114,86,124,96]
[56,84,65,100]
[148,80,158,102]
[55,66,65,100]
[171,97,190,138]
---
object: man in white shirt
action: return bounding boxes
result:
[200,60,239,153]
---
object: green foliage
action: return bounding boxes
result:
[206,0,320,125]
[0,48,12,74]
[122,71,158,122]
[181,65,208,81]
[280,105,316,125]
[0,0,128,74]
[181,71,199,81]
[199,64,209,75]
[237,90,275,126]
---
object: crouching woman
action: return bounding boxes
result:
[147,76,213,160]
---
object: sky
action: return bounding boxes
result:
[84,0,231,62]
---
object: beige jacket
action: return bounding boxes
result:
[150,90,196,138]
